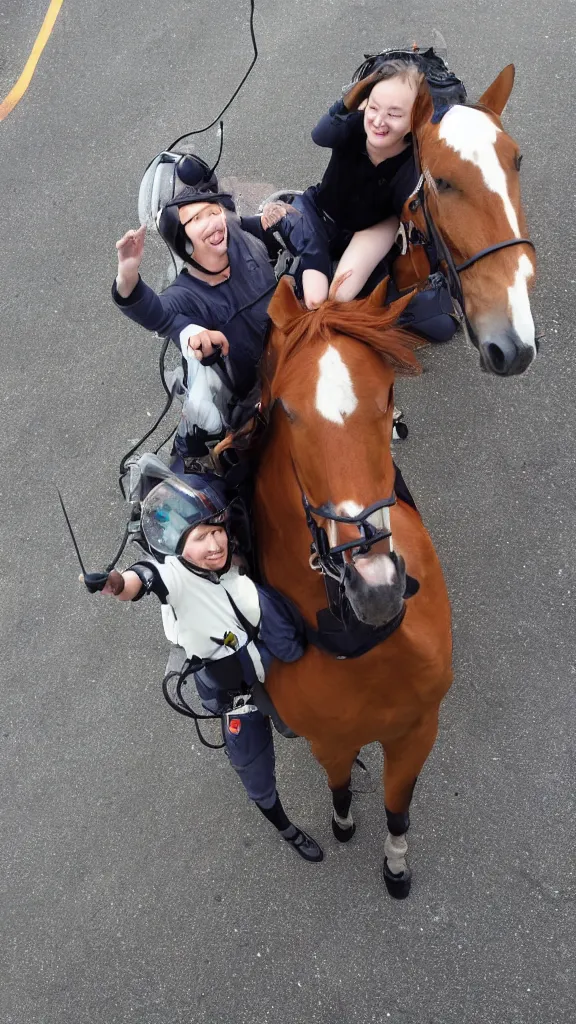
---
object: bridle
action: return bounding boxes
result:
[273,413,413,641]
[407,159,536,341]
[303,492,396,580]
[301,486,398,623]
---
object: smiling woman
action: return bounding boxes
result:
[267,58,425,311]
[0,0,64,121]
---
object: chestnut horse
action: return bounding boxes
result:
[395,65,537,376]
[254,276,453,897]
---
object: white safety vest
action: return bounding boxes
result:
[155,558,265,682]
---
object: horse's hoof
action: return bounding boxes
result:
[383,858,412,899]
[331,817,356,843]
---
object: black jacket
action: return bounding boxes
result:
[311,99,419,230]
[112,214,278,397]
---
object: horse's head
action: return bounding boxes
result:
[411,65,536,376]
[265,277,422,628]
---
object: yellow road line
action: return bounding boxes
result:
[0,0,65,122]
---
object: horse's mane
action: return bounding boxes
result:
[213,287,424,462]
[269,288,424,399]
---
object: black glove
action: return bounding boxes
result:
[83,571,111,593]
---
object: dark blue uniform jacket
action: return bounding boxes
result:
[113,214,278,397]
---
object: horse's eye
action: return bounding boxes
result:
[434,178,452,193]
[514,153,523,171]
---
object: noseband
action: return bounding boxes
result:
[303,493,395,580]
[408,172,536,341]
[299,489,396,625]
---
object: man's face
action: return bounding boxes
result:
[181,523,229,571]
[178,202,228,262]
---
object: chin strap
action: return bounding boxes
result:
[187,257,230,276]
[177,527,234,582]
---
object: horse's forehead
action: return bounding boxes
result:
[438,105,500,157]
[314,344,358,425]
[437,106,520,236]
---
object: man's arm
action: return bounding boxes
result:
[115,225,146,298]
[240,214,283,261]
[256,585,307,663]
[113,226,230,363]
[112,224,190,337]
[97,563,168,603]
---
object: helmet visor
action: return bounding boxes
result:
[141,478,226,557]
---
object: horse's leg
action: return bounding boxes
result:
[381,710,439,899]
[309,740,358,843]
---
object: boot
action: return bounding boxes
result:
[257,793,324,862]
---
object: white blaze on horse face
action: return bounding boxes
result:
[337,500,363,518]
[438,106,520,237]
[508,253,536,346]
[337,501,391,537]
[315,345,358,424]
[334,501,395,570]
[438,107,535,350]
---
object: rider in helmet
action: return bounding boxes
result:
[112,154,285,462]
[91,471,323,862]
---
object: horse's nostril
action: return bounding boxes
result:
[487,343,508,373]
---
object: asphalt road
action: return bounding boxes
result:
[1,2,575,1023]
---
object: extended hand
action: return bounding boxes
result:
[82,571,112,593]
[116,225,146,277]
[187,329,230,361]
[261,201,298,231]
[101,570,126,596]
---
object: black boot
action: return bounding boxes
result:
[281,824,324,862]
[257,794,324,862]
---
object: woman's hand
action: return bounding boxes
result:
[115,225,146,297]
[343,71,379,111]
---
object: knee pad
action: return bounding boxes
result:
[413,314,459,344]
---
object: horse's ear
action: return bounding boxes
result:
[268,275,304,329]
[411,80,434,135]
[367,279,417,322]
[367,276,390,307]
[384,288,419,324]
[478,64,515,116]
